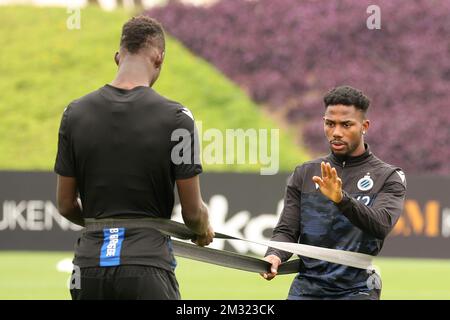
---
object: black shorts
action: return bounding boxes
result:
[70,265,180,300]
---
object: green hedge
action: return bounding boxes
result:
[0,6,308,172]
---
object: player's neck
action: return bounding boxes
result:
[349,142,367,158]
[112,57,157,89]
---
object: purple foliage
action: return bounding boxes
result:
[149,0,450,174]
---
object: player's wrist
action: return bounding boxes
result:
[333,191,344,203]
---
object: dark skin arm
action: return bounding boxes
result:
[176,175,214,246]
[56,175,84,227]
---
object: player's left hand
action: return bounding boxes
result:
[312,161,343,203]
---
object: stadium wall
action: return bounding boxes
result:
[0,171,449,259]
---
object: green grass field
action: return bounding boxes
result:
[0,251,449,300]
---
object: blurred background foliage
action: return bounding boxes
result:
[0,5,307,172]
[150,0,450,174]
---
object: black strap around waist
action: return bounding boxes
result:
[84,217,300,274]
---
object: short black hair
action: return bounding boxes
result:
[323,86,370,113]
[120,15,165,54]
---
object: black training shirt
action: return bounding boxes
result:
[55,84,202,270]
[266,145,406,298]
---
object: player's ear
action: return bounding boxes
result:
[363,119,370,132]
[155,50,164,70]
[362,119,370,135]
[114,52,120,66]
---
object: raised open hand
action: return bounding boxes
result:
[312,162,343,203]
